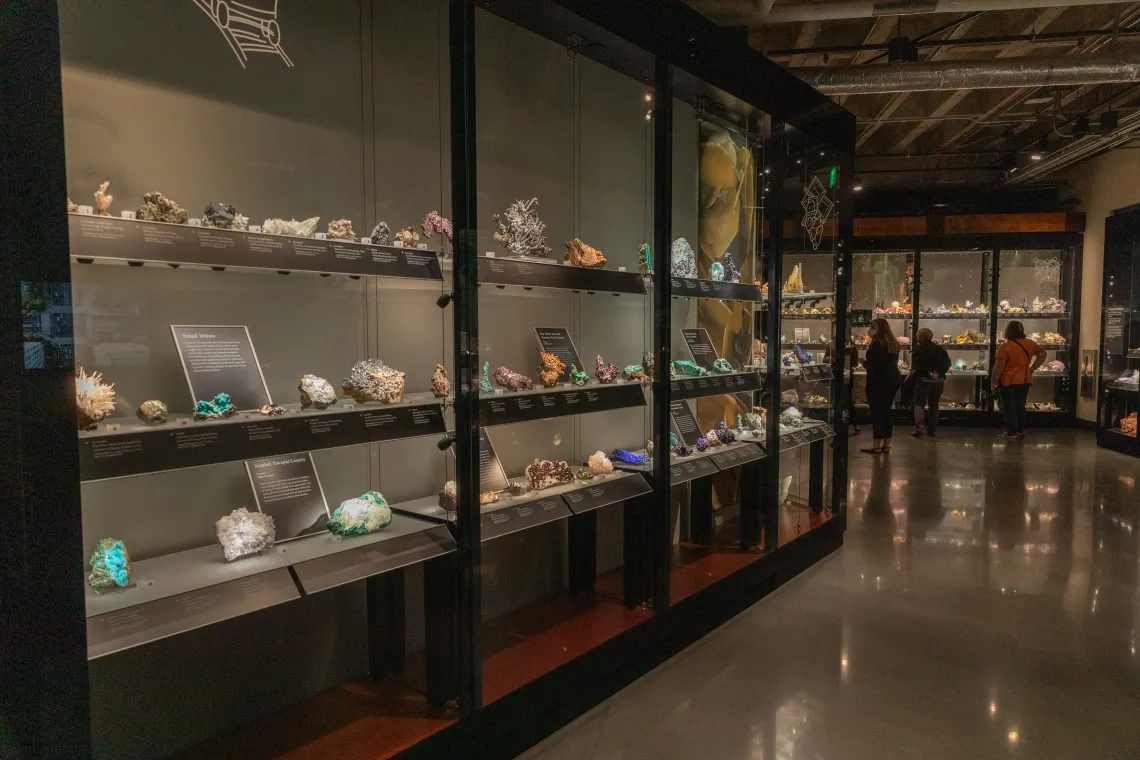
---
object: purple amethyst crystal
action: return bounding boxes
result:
[696,436,709,452]
[715,421,736,444]
[674,442,692,457]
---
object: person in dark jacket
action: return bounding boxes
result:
[909,328,951,438]
[860,318,902,454]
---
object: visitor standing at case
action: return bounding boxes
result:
[861,318,902,454]
[992,320,1046,439]
[910,328,950,438]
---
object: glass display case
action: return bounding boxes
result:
[850,251,914,413]
[1100,206,1140,457]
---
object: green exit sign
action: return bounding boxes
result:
[829,166,838,188]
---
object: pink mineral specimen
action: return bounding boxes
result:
[420,210,453,240]
[493,366,533,391]
[94,181,113,216]
[595,355,618,384]
[538,351,566,388]
[327,219,355,240]
[564,238,607,268]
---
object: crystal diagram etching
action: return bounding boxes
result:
[800,176,834,250]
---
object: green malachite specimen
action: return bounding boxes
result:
[672,360,707,377]
[637,243,652,275]
[327,490,392,536]
[569,364,589,386]
[621,364,646,381]
[712,358,734,374]
[87,537,132,590]
[480,361,493,393]
[194,392,236,420]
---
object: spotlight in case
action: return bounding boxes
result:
[853,177,864,192]
[644,90,653,103]
[645,109,653,121]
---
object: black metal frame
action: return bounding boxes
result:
[1098,206,1140,457]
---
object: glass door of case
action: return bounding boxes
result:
[997,249,1074,415]
[916,250,993,413]
[851,251,914,410]
[1100,208,1140,451]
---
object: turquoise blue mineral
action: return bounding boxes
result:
[87,537,132,590]
[710,262,725,281]
[712,358,734,374]
[193,392,236,420]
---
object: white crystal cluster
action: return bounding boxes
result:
[587,451,613,476]
[215,507,275,562]
[262,216,320,237]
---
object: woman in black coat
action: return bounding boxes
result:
[861,318,902,454]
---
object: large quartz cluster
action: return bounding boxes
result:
[595,355,618,384]
[263,216,320,237]
[525,459,573,490]
[538,351,566,388]
[493,198,552,258]
[671,238,697,278]
[327,491,392,536]
[76,366,116,430]
[564,238,607,268]
[215,507,276,562]
[87,538,132,590]
[137,192,188,224]
[494,365,533,391]
[343,359,405,404]
[299,374,337,409]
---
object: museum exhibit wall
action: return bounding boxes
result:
[1070,149,1140,422]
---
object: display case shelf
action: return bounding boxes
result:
[778,420,836,451]
[997,312,1071,319]
[479,381,646,425]
[78,394,448,482]
[669,371,764,400]
[917,313,989,320]
[68,214,445,281]
[941,343,990,350]
[1106,382,1140,393]
[662,277,763,302]
[781,313,837,320]
[781,291,834,302]
[614,439,765,486]
[947,370,989,376]
[473,256,647,295]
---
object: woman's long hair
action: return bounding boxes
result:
[869,318,901,354]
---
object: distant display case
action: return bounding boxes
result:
[850,251,913,409]
[1100,206,1140,456]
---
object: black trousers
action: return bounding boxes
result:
[913,379,944,434]
[867,389,897,440]
[999,383,1030,435]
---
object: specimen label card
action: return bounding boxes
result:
[561,473,652,515]
[535,327,585,382]
[670,372,763,401]
[1104,306,1125,355]
[477,429,510,493]
[480,496,572,542]
[245,452,330,540]
[681,328,722,371]
[171,325,271,411]
[478,256,646,294]
[669,400,703,446]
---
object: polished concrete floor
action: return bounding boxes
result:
[518,429,1140,760]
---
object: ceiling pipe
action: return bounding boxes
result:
[797,54,1140,95]
[767,0,1127,24]
[1003,109,1140,185]
[766,27,1140,57]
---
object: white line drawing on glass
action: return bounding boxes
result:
[800,176,834,250]
[192,0,294,68]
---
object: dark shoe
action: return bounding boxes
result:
[859,447,881,454]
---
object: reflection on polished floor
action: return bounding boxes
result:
[517,430,1140,760]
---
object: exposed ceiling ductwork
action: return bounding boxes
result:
[797,54,1140,95]
[1002,108,1140,185]
[766,0,1127,24]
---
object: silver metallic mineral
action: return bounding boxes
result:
[299,374,338,410]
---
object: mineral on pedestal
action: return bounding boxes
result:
[595,355,618,384]
[431,364,452,398]
[564,238,607,268]
[137,192,188,224]
[203,202,238,229]
[569,364,589,386]
[194,393,236,420]
[262,216,320,237]
[492,198,552,258]
[94,181,113,216]
[327,218,355,240]
[722,252,741,283]
[672,360,707,377]
[494,366,533,391]
[395,226,420,248]
[328,491,392,536]
[637,243,652,275]
[258,404,286,416]
[421,210,453,241]
[712,358,734,374]
[480,361,494,393]
[215,507,275,562]
[136,399,167,425]
[76,366,116,430]
[588,451,614,475]
[525,459,573,490]
[670,238,697,278]
[710,262,725,281]
[343,359,406,404]
[439,480,457,510]
[370,221,391,245]
[87,538,132,590]
[299,374,337,409]
[784,264,805,293]
[538,351,566,388]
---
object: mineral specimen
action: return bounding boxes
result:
[784,264,804,293]
[87,538,132,590]
[538,351,566,388]
[327,491,392,536]
[710,262,725,281]
[575,469,596,481]
[480,361,494,393]
[492,198,551,258]
[215,507,275,562]
[1122,412,1138,436]
[370,221,391,245]
[94,181,113,215]
[263,216,320,237]
[439,480,457,510]
[722,252,741,283]
[642,350,656,380]
[327,218,355,240]
[76,366,115,430]
[194,393,236,420]
[395,226,420,248]
[136,399,167,425]
[705,430,721,448]
[67,198,79,213]
[595,355,619,384]
[638,243,652,275]
[696,437,709,452]
[610,449,649,464]
[564,238,607,268]
[258,404,286,416]
[421,210,453,242]
[671,237,697,278]
[736,414,745,434]
[588,450,614,475]
[480,490,499,505]
[525,459,573,490]
[508,481,529,497]
[299,374,337,410]
[744,412,764,431]
[137,191,188,224]
[569,364,589,386]
[622,364,647,382]
[675,442,693,457]
[712,358,734,374]
[779,407,804,428]
[673,360,707,377]
[494,365,533,391]
[343,359,406,404]
[715,421,736,444]
[431,364,452,398]
[203,202,238,229]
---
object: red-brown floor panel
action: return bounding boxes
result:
[779,503,834,547]
[482,588,653,705]
[175,679,454,760]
